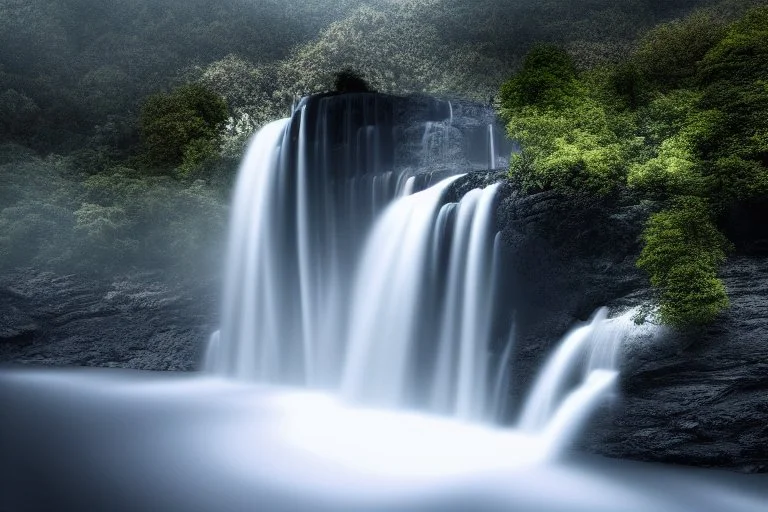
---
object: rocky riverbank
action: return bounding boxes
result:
[0,269,217,370]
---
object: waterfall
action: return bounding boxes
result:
[206,93,638,457]
[541,369,618,458]
[518,306,634,434]
[215,119,290,380]
[341,180,504,420]
[342,176,464,407]
[519,308,609,431]
[489,123,496,169]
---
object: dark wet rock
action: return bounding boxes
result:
[582,256,768,473]
[451,171,768,473]
[0,269,217,371]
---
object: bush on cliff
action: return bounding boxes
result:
[637,197,731,327]
[500,45,630,196]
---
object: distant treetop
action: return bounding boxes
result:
[334,69,374,93]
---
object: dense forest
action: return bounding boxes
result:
[1,0,766,326]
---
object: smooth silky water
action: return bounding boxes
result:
[1,94,765,511]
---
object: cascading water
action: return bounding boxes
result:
[206,92,638,457]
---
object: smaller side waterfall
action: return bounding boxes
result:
[519,307,633,433]
[541,369,618,458]
[488,124,496,169]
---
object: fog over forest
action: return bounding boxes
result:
[3,0,761,279]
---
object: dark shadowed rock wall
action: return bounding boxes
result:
[0,270,216,370]
[457,170,768,473]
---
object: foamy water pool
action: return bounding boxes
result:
[1,368,765,512]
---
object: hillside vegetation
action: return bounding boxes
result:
[499,3,768,326]
[1,0,762,308]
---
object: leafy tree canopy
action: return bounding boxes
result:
[139,84,228,171]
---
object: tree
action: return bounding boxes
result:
[696,6,768,202]
[334,69,373,93]
[139,83,227,170]
[499,44,578,110]
[633,11,727,91]
[637,197,730,327]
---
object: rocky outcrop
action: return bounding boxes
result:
[584,256,768,472]
[475,174,768,473]
[0,269,217,370]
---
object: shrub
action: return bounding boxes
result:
[696,6,768,203]
[499,6,768,327]
[636,197,731,327]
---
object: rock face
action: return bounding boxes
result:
[0,269,216,370]
[586,256,768,473]
[473,173,768,473]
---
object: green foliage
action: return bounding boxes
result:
[499,4,768,327]
[633,11,727,91]
[139,84,227,170]
[696,6,768,202]
[501,62,628,195]
[73,202,136,259]
[506,103,627,195]
[274,2,505,101]
[196,55,274,155]
[0,0,363,151]
[629,91,722,197]
[500,45,578,110]
[77,169,227,267]
[0,146,227,274]
[637,198,731,326]
[0,152,79,269]
[0,0,729,153]
[0,89,41,137]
